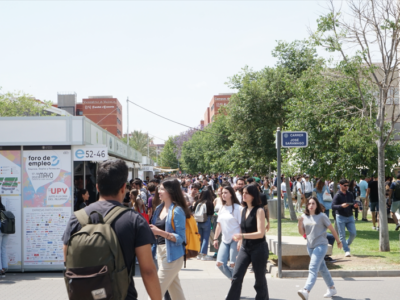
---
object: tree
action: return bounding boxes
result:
[121,130,156,158]
[311,0,400,251]
[0,90,52,116]
[159,137,179,169]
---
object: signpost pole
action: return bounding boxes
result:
[277,127,282,278]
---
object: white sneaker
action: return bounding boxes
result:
[345,251,351,257]
[196,254,203,260]
[377,227,379,231]
[323,287,337,298]
[201,255,214,261]
[297,289,309,300]
[372,226,376,230]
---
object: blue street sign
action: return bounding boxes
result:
[281,131,308,148]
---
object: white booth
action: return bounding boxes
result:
[0,116,143,272]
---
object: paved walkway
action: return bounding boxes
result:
[1,258,399,299]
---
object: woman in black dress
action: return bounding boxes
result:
[226,184,269,300]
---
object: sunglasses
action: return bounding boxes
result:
[343,184,349,187]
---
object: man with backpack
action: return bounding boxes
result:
[388,174,400,231]
[62,160,161,300]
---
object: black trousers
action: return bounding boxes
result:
[226,241,269,300]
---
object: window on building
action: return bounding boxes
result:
[77,110,83,116]
[211,105,214,111]
[211,115,215,122]
[117,107,121,114]
[117,118,121,125]
[117,129,121,136]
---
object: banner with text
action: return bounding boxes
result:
[23,150,72,267]
[0,150,22,270]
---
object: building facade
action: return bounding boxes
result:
[80,96,123,138]
[202,93,234,126]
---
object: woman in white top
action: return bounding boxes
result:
[213,186,242,279]
[214,186,224,213]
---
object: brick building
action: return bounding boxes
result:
[202,93,234,126]
[78,96,123,138]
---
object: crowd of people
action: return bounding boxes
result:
[60,165,400,300]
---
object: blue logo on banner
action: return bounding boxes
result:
[51,156,60,166]
[75,149,84,159]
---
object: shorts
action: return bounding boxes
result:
[391,201,400,213]
[305,192,312,199]
[370,202,379,212]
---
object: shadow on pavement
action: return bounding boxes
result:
[333,297,371,300]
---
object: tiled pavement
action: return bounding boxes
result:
[1,258,399,300]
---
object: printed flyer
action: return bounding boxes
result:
[22,150,72,266]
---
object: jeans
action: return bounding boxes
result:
[197,217,211,255]
[336,215,357,252]
[151,243,157,260]
[324,210,330,218]
[304,244,334,291]
[216,240,238,279]
[226,242,269,300]
[282,193,288,208]
[0,232,9,270]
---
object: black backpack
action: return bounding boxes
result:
[393,182,400,201]
[0,210,16,234]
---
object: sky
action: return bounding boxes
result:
[0,0,333,144]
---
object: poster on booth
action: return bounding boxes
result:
[0,150,22,269]
[23,150,72,266]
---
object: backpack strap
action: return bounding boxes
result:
[74,209,90,227]
[104,206,129,224]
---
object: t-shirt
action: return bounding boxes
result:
[390,180,400,201]
[301,213,331,249]
[62,200,156,300]
[368,180,379,203]
[217,204,242,244]
[296,182,302,195]
[281,182,286,192]
[235,191,243,203]
[148,194,154,210]
[304,181,313,193]
[359,180,368,198]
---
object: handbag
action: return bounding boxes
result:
[194,202,208,223]
[322,187,333,202]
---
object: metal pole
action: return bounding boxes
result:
[126,97,129,145]
[277,127,282,278]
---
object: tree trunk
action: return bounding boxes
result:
[377,138,390,251]
[286,177,297,221]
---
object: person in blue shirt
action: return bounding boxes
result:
[358,176,369,221]
[313,179,332,218]
[150,178,190,300]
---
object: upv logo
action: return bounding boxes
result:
[51,156,60,166]
[283,133,289,138]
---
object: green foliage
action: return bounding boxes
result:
[0,90,52,116]
[121,130,156,158]
[159,137,179,169]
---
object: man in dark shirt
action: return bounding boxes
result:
[62,160,161,300]
[332,179,358,258]
[366,176,379,230]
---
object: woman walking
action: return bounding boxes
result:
[150,178,190,300]
[226,184,269,300]
[213,186,242,279]
[0,196,9,277]
[297,197,342,300]
[313,180,332,218]
[193,187,215,260]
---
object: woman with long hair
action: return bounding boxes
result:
[129,189,138,209]
[313,180,332,218]
[297,197,342,300]
[0,196,9,277]
[193,187,215,261]
[150,178,190,300]
[226,185,269,300]
[213,186,242,279]
[214,186,224,213]
[75,189,89,211]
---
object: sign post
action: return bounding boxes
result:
[276,128,282,278]
[277,130,308,278]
